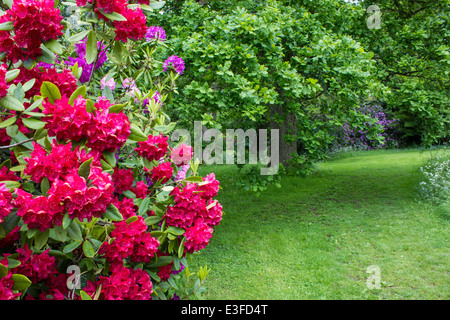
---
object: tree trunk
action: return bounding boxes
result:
[269,104,297,167]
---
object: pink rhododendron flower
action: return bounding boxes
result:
[164,182,206,229]
[0,63,8,99]
[171,144,193,166]
[150,161,173,184]
[82,262,153,300]
[101,75,116,91]
[184,220,213,253]
[174,163,190,182]
[43,96,92,142]
[99,216,159,263]
[0,0,64,62]
[86,99,131,152]
[112,167,134,194]
[135,133,169,162]
[113,8,147,43]
[197,173,220,200]
[0,183,13,224]
[0,270,21,300]
[13,188,65,231]
[24,141,79,183]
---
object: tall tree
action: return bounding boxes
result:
[161,0,384,167]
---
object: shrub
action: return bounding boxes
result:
[0,0,222,300]
[417,152,450,205]
[331,105,402,152]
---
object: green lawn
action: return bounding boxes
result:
[191,149,449,300]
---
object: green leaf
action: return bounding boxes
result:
[0,180,20,190]
[53,225,67,242]
[104,204,123,222]
[0,211,20,235]
[85,30,98,65]
[63,240,81,253]
[78,157,93,180]
[109,102,126,113]
[98,9,127,21]
[41,177,50,196]
[22,79,36,92]
[178,237,186,258]
[44,39,63,55]
[82,240,95,258]
[34,229,49,250]
[0,116,17,129]
[24,97,43,113]
[33,128,48,141]
[5,69,20,82]
[165,226,185,236]
[40,81,61,104]
[153,122,176,134]
[128,123,148,142]
[80,290,93,300]
[138,197,150,216]
[113,41,123,63]
[0,264,7,278]
[68,29,91,43]
[0,20,13,31]
[148,1,166,10]
[0,96,24,111]
[62,213,71,229]
[21,117,46,130]
[102,151,116,167]
[68,86,87,105]
[148,256,173,268]
[67,221,83,242]
[11,274,32,291]
[144,216,162,226]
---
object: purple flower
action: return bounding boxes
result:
[163,55,185,75]
[66,38,108,83]
[146,26,166,42]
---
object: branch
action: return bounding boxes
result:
[0,138,34,150]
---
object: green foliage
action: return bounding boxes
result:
[417,149,450,205]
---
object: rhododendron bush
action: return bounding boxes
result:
[0,0,222,300]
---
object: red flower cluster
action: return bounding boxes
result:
[0,63,9,99]
[113,7,147,43]
[3,245,69,300]
[43,96,92,142]
[0,270,21,300]
[24,141,80,183]
[13,189,64,231]
[85,99,131,152]
[19,141,113,229]
[112,196,137,220]
[0,183,13,224]
[99,216,159,263]
[164,173,222,253]
[112,167,134,194]
[43,97,131,152]
[50,166,114,222]
[150,161,173,184]
[76,0,147,43]
[13,66,78,99]
[135,133,169,162]
[83,262,153,300]
[0,0,63,62]
[184,220,213,253]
